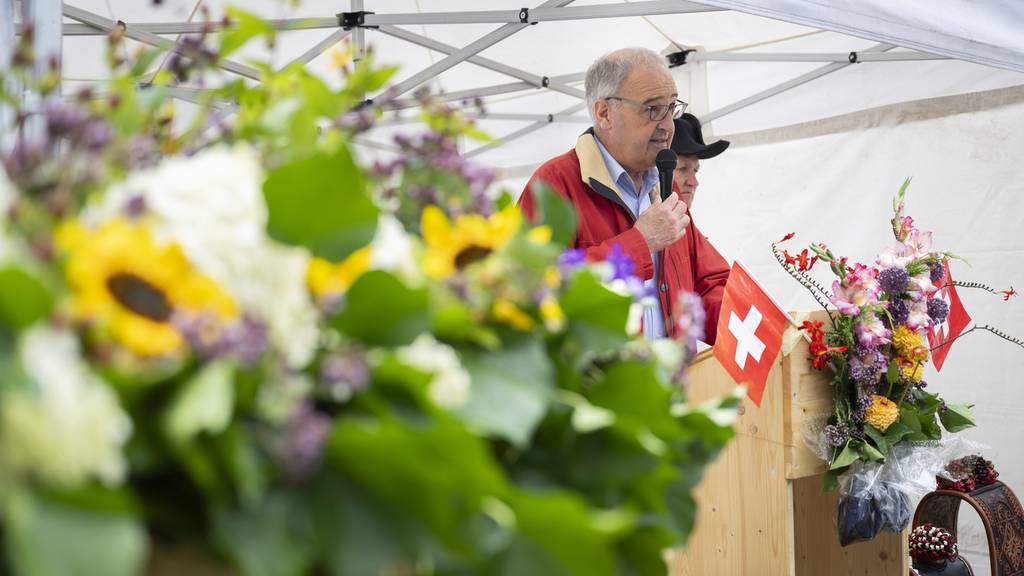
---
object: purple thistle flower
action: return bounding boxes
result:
[849,349,887,387]
[852,394,873,423]
[226,314,269,367]
[927,298,949,324]
[929,261,946,283]
[888,297,909,325]
[607,243,636,281]
[123,195,147,218]
[824,422,851,448]
[878,267,910,294]
[282,402,332,482]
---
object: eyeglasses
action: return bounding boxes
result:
[605,96,687,122]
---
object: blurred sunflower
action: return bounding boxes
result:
[421,204,522,279]
[56,218,237,357]
[306,247,371,304]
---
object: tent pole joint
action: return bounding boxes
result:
[541,76,550,87]
[848,51,858,63]
[667,49,695,68]
[338,11,377,31]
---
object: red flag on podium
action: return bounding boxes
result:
[713,262,789,407]
[927,260,971,371]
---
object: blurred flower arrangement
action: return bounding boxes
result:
[0,9,737,576]
[773,180,1022,545]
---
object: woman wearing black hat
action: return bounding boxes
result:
[670,113,730,211]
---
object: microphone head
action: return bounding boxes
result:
[656,148,677,172]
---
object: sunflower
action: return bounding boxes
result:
[307,247,371,304]
[57,218,237,357]
[421,204,521,279]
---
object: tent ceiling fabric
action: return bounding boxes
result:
[35,1,1024,170]
[691,0,1024,73]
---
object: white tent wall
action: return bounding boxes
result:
[687,98,1024,575]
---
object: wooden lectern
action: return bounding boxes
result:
[667,324,910,575]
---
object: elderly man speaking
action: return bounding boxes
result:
[519,47,729,343]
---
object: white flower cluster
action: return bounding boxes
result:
[0,326,132,488]
[396,334,471,409]
[88,145,320,368]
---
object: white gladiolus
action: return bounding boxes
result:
[87,144,319,368]
[0,326,132,488]
[396,334,471,409]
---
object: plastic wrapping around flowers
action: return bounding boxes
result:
[0,11,739,576]
[775,179,1021,546]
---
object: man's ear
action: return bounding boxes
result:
[594,100,612,130]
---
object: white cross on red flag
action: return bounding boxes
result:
[927,259,971,371]
[712,262,789,407]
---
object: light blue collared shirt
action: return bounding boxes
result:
[593,135,666,340]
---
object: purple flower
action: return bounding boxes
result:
[854,312,892,349]
[888,298,909,325]
[320,352,371,399]
[878,267,910,294]
[674,290,706,354]
[607,243,636,282]
[907,274,938,302]
[849,349,887,387]
[824,422,851,448]
[282,402,332,482]
[225,315,269,367]
[927,298,949,324]
[929,261,946,283]
[557,248,587,269]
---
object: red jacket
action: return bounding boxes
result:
[519,130,729,343]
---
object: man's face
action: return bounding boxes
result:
[674,154,699,208]
[595,65,677,174]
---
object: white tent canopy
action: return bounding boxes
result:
[4,2,1024,573]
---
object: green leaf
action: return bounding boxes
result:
[0,266,53,329]
[526,182,578,247]
[458,336,555,447]
[333,271,428,347]
[885,359,900,385]
[220,7,275,58]
[560,270,632,353]
[939,402,976,433]
[212,491,314,576]
[325,415,508,544]
[862,424,889,457]
[163,360,236,444]
[587,361,675,438]
[432,302,500,349]
[4,491,146,576]
[830,442,859,470]
[883,420,911,445]
[487,490,616,576]
[263,143,377,261]
[859,441,885,462]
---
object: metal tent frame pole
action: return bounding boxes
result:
[688,50,946,63]
[377,0,576,100]
[701,43,895,124]
[465,101,587,158]
[352,1,723,26]
[287,28,352,67]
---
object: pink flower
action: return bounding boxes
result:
[877,242,917,268]
[907,274,938,302]
[906,298,932,330]
[905,229,933,255]
[897,216,915,241]
[830,264,881,315]
[855,312,892,348]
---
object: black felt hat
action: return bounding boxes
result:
[670,113,730,159]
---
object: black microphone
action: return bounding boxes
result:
[656,148,677,201]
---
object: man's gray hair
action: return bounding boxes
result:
[584,47,668,124]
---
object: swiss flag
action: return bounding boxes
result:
[927,260,972,371]
[713,262,789,407]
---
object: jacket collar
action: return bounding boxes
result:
[575,128,632,214]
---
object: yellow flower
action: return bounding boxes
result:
[57,218,236,357]
[892,325,924,357]
[526,225,552,245]
[421,204,522,279]
[540,295,565,332]
[328,43,353,70]
[543,265,561,289]
[307,247,371,303]
[864,394,900,432]
[492,298,535,331]
[898,357,924,382]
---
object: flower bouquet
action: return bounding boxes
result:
[0,9,738,576]
[773,180,1020,546]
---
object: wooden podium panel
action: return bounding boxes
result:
[667,325,909,575]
